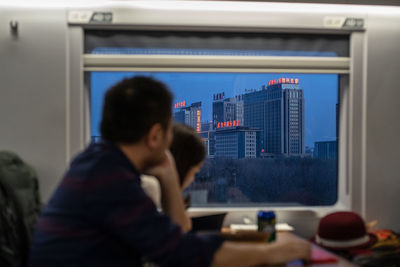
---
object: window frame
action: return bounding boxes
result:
[66,3,367,223]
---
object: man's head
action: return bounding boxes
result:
[100,76,173,169]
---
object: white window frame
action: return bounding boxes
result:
[66,2,367,229]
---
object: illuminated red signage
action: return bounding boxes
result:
[216,120,240,129]
[174,101,186,109]
[268,78,300,86]
[196,110,201,132]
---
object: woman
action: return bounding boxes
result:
[141,123,205,211]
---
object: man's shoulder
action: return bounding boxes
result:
[69,141,134,178]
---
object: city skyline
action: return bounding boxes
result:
[175,79,305,158]
[91,72,338,147]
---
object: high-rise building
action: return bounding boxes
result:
[243,89,268,152]
[199,130,216,158]
[314,140,337,160]
[200,121,215,157]
[212,92,224,129]
[265,78,305,155]
[189,102,202,132]
[173,101,202,132]
[242,78,305,156]
[214,126,259,159]
[201,121,213,132]
[235,94,244,126]
[173,109,187,124]
[173,100,187,124]
[212,93,239,129]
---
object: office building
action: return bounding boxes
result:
[173,101,202,132]
[212,92,240,129]
[235,94,245,126]
[201,121,213,132]
[314,140,338,160]
[243,89,268,152]
[215,126,259,159]
[242,78,305,156]
[199,130,216,157]
[173,109,186,124]
[265,78,305,155]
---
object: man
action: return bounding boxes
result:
[29,76,310,266]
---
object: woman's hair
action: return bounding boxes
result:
[170,123,206,186]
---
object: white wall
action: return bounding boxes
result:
[364,11,400,230]
[0,8,69,202]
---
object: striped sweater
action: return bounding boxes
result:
[29,140,223,267]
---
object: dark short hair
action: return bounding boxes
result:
[170,124,206,185]
[100,76,173,144]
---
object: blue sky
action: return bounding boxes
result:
[91,72,338,147]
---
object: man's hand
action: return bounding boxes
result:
[142,150,191,232]
[265,232,311,264]
[143,150,179,185]
[212,232,311,267]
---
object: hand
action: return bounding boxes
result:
[265,232,311,264]
[143,150,179,185]
[144,151,191,232]
[211,233,311,267]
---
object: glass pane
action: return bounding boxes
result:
[90,72,338,206]
[85,30,348,57]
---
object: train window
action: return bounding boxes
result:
[85,30,348,207]
[90,71,339,206]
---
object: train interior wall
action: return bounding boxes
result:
[0,5,399,233]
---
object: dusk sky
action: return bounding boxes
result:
[91,72,338,147]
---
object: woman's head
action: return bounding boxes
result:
[170,123,206,189]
